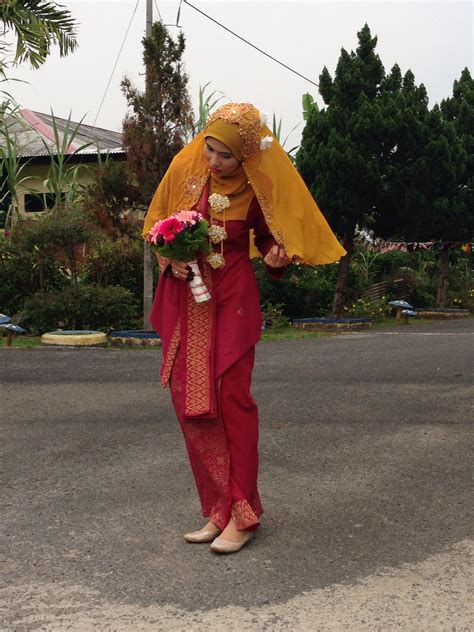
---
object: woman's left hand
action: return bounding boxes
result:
[264,244,291,268]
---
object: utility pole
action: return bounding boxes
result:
[143,0,154,330]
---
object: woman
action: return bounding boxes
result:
[143,103,345,554]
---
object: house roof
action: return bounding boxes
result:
[2,109,125,159]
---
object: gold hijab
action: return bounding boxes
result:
[143,103,346,265]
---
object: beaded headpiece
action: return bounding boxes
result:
[205,103,270,161]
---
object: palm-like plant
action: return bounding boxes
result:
[0,99,32,228]
[194,82,225,135]
[0,0,78,68]
[39,111,92,210]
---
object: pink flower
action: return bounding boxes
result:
[158,217,183,243]
[146,222,162,245]
[146,210,203,245]
[174,210,201,225]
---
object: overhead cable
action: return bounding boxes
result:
[154,0,163,22]
[92,0,140,131]
[182,0,318,88]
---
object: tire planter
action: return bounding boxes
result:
[41,330,108,347]
[109,330,161,347]
[292,317,372,332]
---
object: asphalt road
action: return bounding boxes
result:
[1,319,473,631]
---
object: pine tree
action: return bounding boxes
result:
[121,21,194,203]
[297,25,471,314]
[376,70,470,307]
[119,22,194,330]
[374,68,433,241]
[434,68,474,306]
[440,68,474,244]
[297,25,386,317]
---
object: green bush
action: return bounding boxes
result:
[447,256,473,309]
[254,259,362,319]
[0,232,67,315]
[24,284,140,335]
[344,295,392,321]
[261,301,290,329]
[375,249,413,278]
[81,235,146,301]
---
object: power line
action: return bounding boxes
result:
[182,0,319,88]
[92,0,140,131]
[176,0,183,27]
[153,0,163,23]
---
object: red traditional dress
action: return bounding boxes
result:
[150,187,279,531]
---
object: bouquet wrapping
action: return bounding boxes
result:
[145,211,211,303]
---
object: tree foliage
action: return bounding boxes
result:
[297,24,472,315]
[375,68,472,307]
[440,68,474,240]
[0,0,78,69]
[121,21,194,203]
[296,24,387,316]
[82,158,143,239]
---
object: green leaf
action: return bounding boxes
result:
[302,93,317,120]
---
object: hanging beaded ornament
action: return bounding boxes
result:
[207,193,230,269]
[208,224,227,244]
[208,193,230,214]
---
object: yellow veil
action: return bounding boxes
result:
[143,103,346,265]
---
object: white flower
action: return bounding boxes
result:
[260,135,273,151]
[259,111,269,128]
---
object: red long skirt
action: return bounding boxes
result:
[170,345,263,531]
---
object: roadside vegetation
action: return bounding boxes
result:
[1,14,472,337]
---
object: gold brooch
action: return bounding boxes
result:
[207,252,226,269]
[208,193,230,214]
[208,224,227,244]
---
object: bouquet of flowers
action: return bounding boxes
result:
[145,211,211,303]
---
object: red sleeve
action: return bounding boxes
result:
[247,196,285,280]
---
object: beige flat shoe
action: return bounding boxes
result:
[183,527,221,543]
[210,531,253,554]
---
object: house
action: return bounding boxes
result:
[0,109,126,225]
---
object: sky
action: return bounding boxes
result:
[5,1,473,147]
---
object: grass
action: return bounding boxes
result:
[1,314,470,349]
[261,326,326,341]
[0,335,42,348]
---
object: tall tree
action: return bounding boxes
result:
[374,67,433,241]
[0,0,78,69]
[121,21,194,203]
[120,21,194,330]
[375,70,470,307]
[440,67,474,245]
[296,25,386,317]
[434,69,473,306]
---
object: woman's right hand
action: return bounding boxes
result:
[170,260,192,281]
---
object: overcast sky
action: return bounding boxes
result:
[6,1,473,146]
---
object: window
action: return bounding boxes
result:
[24,192,65,213]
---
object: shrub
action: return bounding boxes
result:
[344,295,391,321]
[450,287,474,310]
[253,259,362,319]
[81,235,146,301]
[261,301,290,329]
[24,285,140,335]
[447,256,473,309]
[0,231,67,315]
[375,249,413,278]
